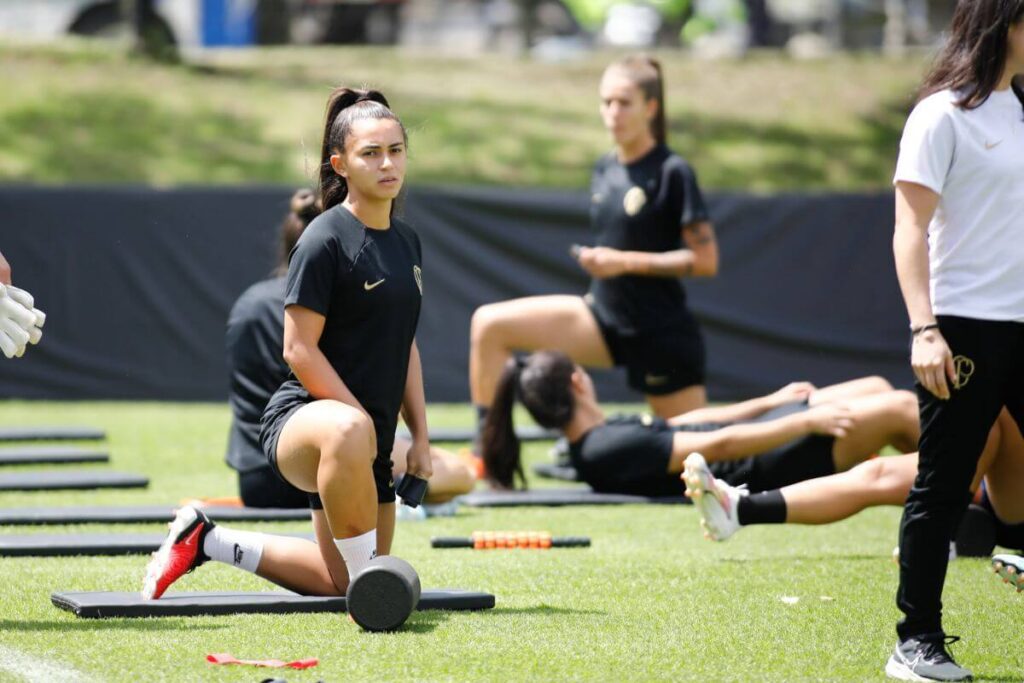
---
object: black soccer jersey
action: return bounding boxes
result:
[265,204,423,461]
[588,144,709,335]
[225,276,289,473]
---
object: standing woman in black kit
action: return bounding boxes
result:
[469,54,719,425]
[142,88,432,601]
[887,1,1024,680]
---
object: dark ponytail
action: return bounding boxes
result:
[919,0,1024,113]
[607,54,667,144]
[481,352,577,490]
[318,87,407,212]
[274,188,321,275]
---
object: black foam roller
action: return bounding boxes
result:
[346,556,421,632]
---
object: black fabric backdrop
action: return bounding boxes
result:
[0,185,911,402]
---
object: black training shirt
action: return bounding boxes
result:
[267,204,423,461]
[226,276,289,472]
[588,144,709,335]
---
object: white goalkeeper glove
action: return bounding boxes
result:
[0,284,45,358]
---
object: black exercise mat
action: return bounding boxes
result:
[0,505,310,526]
[0,446,109,466]
[532,463,582,482]
[397,426,558,443]
[0,427,106,442]
[0,532,313,557]
[0,471,147,491]
[52,589,496,618]
[458,488,688,507]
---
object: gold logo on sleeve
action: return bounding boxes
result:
[952,355,975,390]
[623,186,647,216]
[413,266,423,296]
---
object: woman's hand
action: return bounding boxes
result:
[575,246,629,279]
[770,381,816,407]
[911,329,955,400]
[404,439,433,480]
[806,404,854,439]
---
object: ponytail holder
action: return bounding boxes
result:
[514,356,527,370]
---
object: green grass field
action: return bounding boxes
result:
[0,401,1021,682]
[0,40,929,191]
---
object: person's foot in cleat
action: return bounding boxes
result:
[992,554,1024,593]
[142,506,215,600]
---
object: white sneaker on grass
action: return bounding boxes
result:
[682,452,745,541]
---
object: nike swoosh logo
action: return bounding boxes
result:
[364,279,385,291]
[985,140,1002,150]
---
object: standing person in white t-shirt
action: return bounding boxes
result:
[889,1,1024,681]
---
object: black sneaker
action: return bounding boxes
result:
[885,633,972,681]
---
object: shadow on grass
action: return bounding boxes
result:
[0,618,227,632]
[974,675,1024,683]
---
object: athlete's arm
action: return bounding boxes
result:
[282,304,369,417]
[893,181,955,400]
[574,221,718,279]
[668,404,853,468]
[400,340,433,479]
[669,382,815,426]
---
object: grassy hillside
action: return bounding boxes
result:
[0,40,928,190]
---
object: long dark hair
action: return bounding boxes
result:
[318,87,408,212]
[919,0,1024,111]
[481,351,577,489]
[607,54,667,145]
[274,188,320,275]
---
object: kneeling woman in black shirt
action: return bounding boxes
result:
[482,351,919,498]
[143,88,431,600]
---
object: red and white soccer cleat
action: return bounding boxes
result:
[142,506,214,600]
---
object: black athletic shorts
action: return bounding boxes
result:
[587,300,705,396]
[260,393,397,509]
[709,434,836,493]
[978,482,1024,552]
[238,466,309,509]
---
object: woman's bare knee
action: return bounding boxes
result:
[321,413,375,464]
[470,303,508,346]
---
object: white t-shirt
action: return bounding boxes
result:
[894,87,1024,321]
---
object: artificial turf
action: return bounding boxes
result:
[0,401,1020,682]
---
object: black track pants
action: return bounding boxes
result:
[896,315,1024,639]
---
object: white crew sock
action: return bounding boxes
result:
[202,526,264,573]
[335,529,378,578]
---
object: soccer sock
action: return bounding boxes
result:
[202,526,264,573]
[335,529,378,578]
[736,490,787,526]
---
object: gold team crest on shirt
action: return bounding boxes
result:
[413,265,423,296]
[623,186,647,216]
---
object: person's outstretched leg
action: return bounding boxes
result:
[143,506,342,598]
[683,453,915,541]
